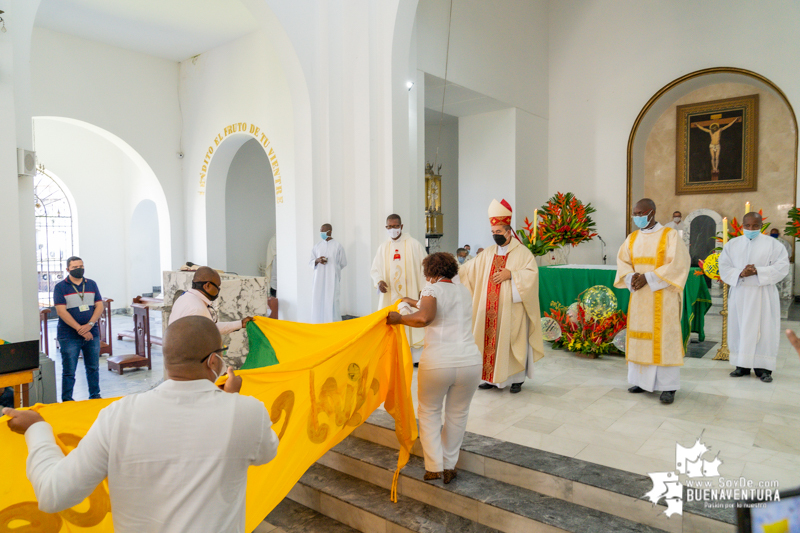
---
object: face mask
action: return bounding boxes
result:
[771,234,779,239]
[320,232,329,241]
[632,212,652,229]
[209,352,227,382]
[192,281,220,301]
[744,229,760,240]
[493,233,509,246]
[673,217,681,224]
[387,228,401,239]
[69,268,85,279]
[457,256,465,264]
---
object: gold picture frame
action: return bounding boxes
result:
[675,94,758,195]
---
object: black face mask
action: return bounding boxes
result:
[492,233,508,246]
[70,268,85,279]
[192,281,220,301]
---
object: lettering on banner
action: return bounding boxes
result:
[0,433,111,531]
[198,122,285,203]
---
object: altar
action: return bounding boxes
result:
[161,271,271,368]
[538,264,712,345]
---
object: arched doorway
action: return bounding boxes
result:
[34,167,78,309]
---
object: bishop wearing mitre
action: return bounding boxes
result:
[614,198,690,404]
[371,213,427,361]
[459,199,544,393]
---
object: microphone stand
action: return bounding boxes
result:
[597,235,607,265]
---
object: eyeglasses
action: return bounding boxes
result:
[200,345,228,363]
[385,224,401,229]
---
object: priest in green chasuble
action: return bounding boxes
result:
[614,198,690,404]
[459,199,544,393]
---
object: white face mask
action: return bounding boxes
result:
[387,228,401,239]
[209,352,227,382]
[673,217,681,224]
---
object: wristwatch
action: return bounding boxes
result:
[88,321,95,327]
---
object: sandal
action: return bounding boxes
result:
[443,469,457,484]
[423,470,442,481]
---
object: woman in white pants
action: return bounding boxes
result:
[387,252,482,484]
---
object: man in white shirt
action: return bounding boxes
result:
[3,316,280,533]
[169,266,253,335]
[664,210,683,235]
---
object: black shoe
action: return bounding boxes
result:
[660,391,675,404]
[478,383,497,390]
[509,383,523,394]
[730,367,751,377]
[760,374,773,383]
[628,386,646,393]
[413,362,419,368]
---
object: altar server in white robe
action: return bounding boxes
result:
[371,214,427,362]
[615,199,690,404]
[719,212,790,382]
[310,223,347,323]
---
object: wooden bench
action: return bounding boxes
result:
[107,304,152,374]
[117,296,163,346]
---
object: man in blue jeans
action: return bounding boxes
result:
[53,256,105,401]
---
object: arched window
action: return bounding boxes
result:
[34,167,76,308]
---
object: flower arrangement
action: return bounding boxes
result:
[517,215,559,257]
[537,192,598,248]
[543,302,626,358]
[785,207,800,241]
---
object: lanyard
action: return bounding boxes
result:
[70,280,86,302]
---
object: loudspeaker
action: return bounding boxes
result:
[17,148,37,177]
[29,354,57,405]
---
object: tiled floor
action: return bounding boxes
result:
[54,304,800,492]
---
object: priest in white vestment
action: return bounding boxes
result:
[614,199,690,404]
[719,212,790,382]
[459,199,544,393]
[310,223,347,323]
[265,235,277,297]
[370,214,427,360]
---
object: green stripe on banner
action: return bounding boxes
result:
[241,321,280,369]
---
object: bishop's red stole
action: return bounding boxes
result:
[482,254,508,381]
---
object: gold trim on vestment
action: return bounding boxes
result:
[633,257,655,265]
[628,331,653,340]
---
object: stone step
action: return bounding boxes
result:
[350,410,735,533]
[290,463,502,533]
[321,435,669,533]
[259,498,360,533]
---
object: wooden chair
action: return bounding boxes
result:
[99,299,114,357]
[39,309,50,357]
[118,296,163,346]
[107,304,152,374]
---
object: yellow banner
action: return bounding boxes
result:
[0,306,418,532]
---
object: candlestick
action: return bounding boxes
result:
[722,217,728,246]
[533,209,538,242]
[745,202,750,216]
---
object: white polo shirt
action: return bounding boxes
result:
[169,288,243,335]
[24,379,279,533]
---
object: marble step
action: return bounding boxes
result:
[351,410,735,533]
[321,435,668,533]
[290,463,502,533]
[260,498,360,533]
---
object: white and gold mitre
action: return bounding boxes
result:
[488,199,513,226]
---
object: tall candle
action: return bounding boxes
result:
[533,209,538,242]
[723,217,728,246]
[745,202,751,215]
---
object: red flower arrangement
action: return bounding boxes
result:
[537,192,598,248]
[544,302,626,357]
[785,207,800,240]
[517,216,560,257]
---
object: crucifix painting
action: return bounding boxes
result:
[675,94,758,195]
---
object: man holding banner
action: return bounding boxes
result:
[3,316,279,533]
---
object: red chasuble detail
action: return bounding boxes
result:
[482,254,508,381]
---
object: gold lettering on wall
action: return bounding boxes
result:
[198,122,285,204]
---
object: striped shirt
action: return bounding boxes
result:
[53,278,102,340]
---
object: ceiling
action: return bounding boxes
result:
[34,0,259,62]
[423,72,508,118]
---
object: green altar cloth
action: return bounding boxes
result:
[538,265,712,345]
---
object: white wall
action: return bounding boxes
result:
[549,0,800,264]
[225,139,276,277]
[416,0,549,118]
[459,109,517,249]
[425,116,459,254]
[129,200,161,297]
[515,109,550,238]
[30,27,183,270]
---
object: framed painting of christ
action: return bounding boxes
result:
[675,94,758,195]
